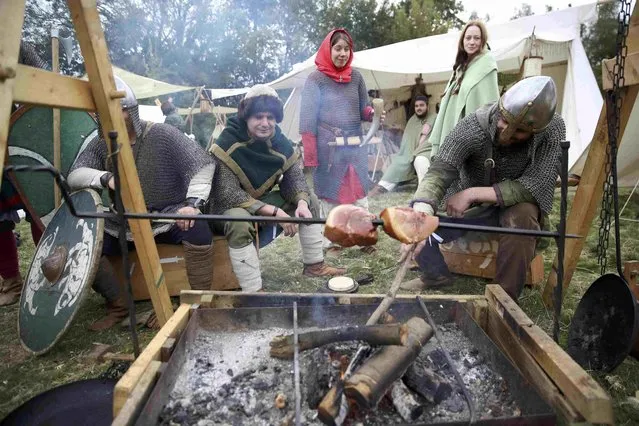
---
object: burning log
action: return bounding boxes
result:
[390,379,424,422]
[270,323,409,359]
[403,364,453,404]
[344,317,433,409]
[317,381,348,426]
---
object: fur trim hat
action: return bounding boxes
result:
[238,84,284,123]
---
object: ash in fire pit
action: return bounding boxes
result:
[159,323,520,425]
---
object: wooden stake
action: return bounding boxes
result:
[67,0,173,325]
[52,34,61,207]
[0,0,27,184]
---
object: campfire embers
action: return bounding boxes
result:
[158,320,523,426]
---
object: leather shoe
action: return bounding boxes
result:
[303,261,347,277]
[400,275,454,291]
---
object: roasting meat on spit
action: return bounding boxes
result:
[324,205,440,247]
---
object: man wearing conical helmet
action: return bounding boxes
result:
[68,75,216,330]
[402,76,565,301]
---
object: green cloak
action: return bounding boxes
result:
[415,52,499,159]
[381,112,435,183]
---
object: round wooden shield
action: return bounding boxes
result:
[8,105,98,218]
[19,189,104,355]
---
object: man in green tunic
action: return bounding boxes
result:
[369,96,435,196]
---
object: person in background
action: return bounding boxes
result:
[161,98,187,133]
[412,20,499,179]
[0,41,49,306]
[368,95,436,196]
[299,28,384,255]
[208,85,346,292]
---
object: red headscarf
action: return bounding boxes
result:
[315,29,354,83]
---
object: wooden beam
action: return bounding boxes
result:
[13,65,96,110]
[485,306,583,423]
[542,86,639,307]
[623,260,639,286]
[486,285,613,424]
[0,0,27,184]
[67,0,173,325]
[113,303,191,417]
[112,360,161,426]
[178,290,485,306]
[602,52,639,90]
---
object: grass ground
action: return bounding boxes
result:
[1,186,638,423]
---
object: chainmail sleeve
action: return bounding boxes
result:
[279,159,310,205]
[19,41,49,69]
[357,71,370,120]
[514,115,565,215]
[68,136,108,179]
[299,73,321,135]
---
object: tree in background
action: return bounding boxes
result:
[468,10,490,22]
[511,3,535,20]
[581,1,620,90]
[391,0,464,43]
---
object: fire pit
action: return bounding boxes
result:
[132,298,555,425]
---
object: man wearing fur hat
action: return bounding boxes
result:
[68,76,215,330]
[401,76,565,302]
[369,95,436,196]
[208,84,346,292]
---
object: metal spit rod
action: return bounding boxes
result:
[417,296,475,424]
[552,141,570,342]
[108,132,140,357]
[293,302,301,426]
[5,165,582,240]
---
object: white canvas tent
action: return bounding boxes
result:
[210,3,610,177]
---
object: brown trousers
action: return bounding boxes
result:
[416,203,541,301]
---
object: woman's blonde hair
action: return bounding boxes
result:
[453,20,488,72]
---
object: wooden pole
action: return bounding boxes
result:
[52,31,62,207]
[0,0,27,184]
[67,0,173,325]
[542,3,639,307]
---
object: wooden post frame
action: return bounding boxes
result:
[0,0,27,184]
[66,0,173,325]
[542,2,639,307]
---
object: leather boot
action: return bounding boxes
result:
[303,261,346,278]
[400,274,454,291]
[183,241,214,291]
[89,297,129,331]
[0,275,23,306]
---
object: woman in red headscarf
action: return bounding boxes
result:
[299,29,379,254]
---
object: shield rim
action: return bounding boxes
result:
[18,189,105,355]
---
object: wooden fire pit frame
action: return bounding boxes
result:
[112,285,613,426]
